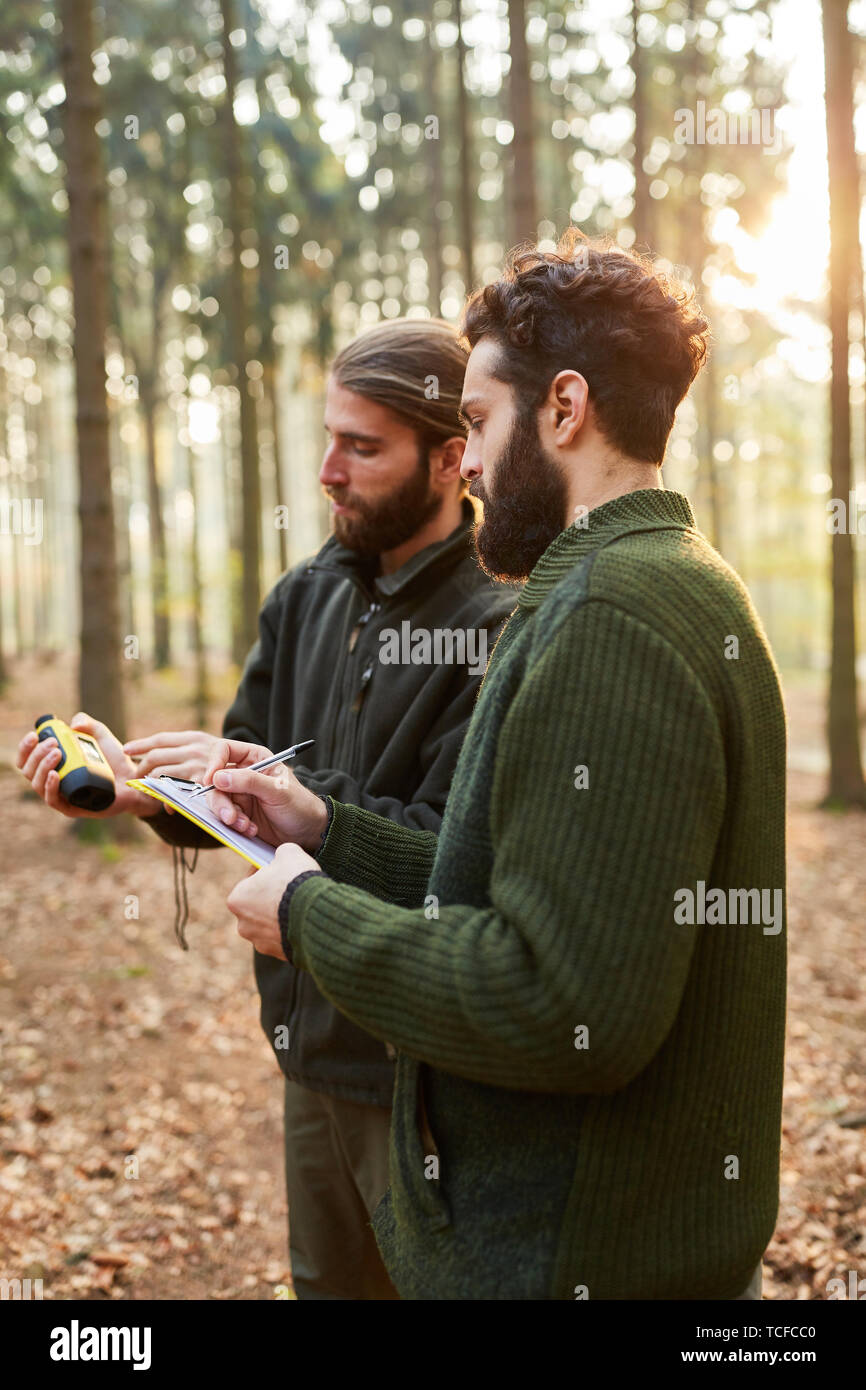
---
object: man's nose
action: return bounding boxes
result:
[319,443,349,488]
[460,438,482,483]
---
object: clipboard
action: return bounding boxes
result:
[127,776,276,868]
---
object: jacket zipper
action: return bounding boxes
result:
[348,599,386,1062]
[345,660,374,775]
[351,663,374,715]
[345,602,379,767]
[330,596,378,766]
[348,600,380,653]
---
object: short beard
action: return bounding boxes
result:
[469,407,568,582]
[326,445,442,556]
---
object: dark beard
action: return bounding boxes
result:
[326,447,442,555]
[469,408,568,582]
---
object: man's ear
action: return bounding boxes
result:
[544,370,588,448]
[430,435,467,485]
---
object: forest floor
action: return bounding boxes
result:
[0,655,864,1301]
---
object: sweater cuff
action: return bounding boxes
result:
[277,870,324,963]
[315,795,335,857]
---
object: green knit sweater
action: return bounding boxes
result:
[284,489,787,1300]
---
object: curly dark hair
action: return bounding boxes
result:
[460,229,710,465]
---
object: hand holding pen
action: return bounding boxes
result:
[199,737,329,852]
[189,739,315,798]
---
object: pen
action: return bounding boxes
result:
[187,739,315,799]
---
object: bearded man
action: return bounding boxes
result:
[18,317,517,1301]
[205,236,787,1301]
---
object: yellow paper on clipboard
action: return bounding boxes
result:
[127,777,276,869]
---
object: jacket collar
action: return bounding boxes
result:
[518,488,697,611]
[308,497,477,599]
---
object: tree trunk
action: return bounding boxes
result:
[112,415,138,674]
[680,1,719,553]
[221,397,246,666]
[630,0,653,253]
[425,25,445,316]
[0,555,5,690]
[138,385,170,669]
[1,358,24,658]
[59,0,126,738]
[26,367,52,654]
[822,0,865,803]
[0,355,7,687]
[8,467,23,656]
[109,397,130,633]
[263,352,289,575]
[700,351,722,552]
[7,337,33,654]
[506,0,537,247]
[0,493,6,688]
[37,351,61,655]
[186,429,209,728]
[141,278,170,667]
[220,0,261,661]
[455,0,475,291]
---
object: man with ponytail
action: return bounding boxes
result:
[19,317,517,1301]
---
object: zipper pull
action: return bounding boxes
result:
[348,601,380,653]
[351,664,374,714]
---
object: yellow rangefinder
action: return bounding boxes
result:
[34,714,116,812]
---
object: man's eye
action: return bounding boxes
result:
[468,418,482,433]
[353,444,376,457]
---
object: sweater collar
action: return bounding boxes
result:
[518,488,697,611]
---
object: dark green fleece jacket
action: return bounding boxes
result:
[282,489,788,1300]
[148,500,516,1105]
